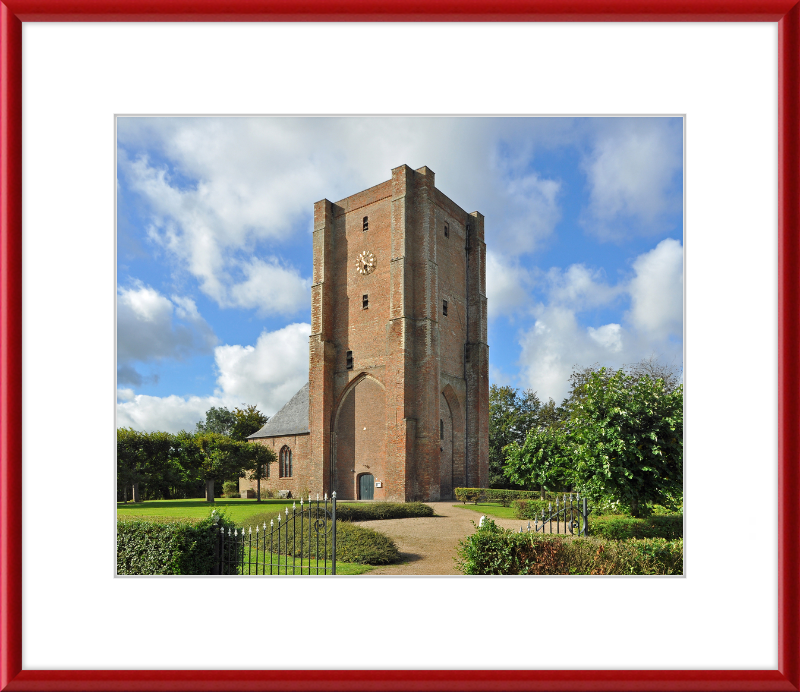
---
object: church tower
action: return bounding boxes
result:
[308,165,489,502]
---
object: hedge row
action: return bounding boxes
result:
[513,498,584,519]
[589,515,683,540]
[117,515,237,575]
[242,511,402,565]
[456,519,683,575]
[335,502,434,522]
[455,487,568,506]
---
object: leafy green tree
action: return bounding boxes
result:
[117,428,147,503]
[195,406,236,436]
[230,404,268,442]
[489,385,563,488]
[503,426,572,496]
[240,442,276,502]
[568,367,683,517]
[188,433,248,502]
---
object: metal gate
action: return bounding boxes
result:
[213,492,337,574]
[521,494,591,536]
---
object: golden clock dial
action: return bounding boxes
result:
[355,250,376,275]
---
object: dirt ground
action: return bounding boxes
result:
[356,502,574,575]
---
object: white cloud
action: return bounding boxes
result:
[117,282,217,376]
[588,323,624,353]
[116,322,311,433]
[228,258,310,316]
[546,264,621,311]
[486,252,533,319]
[581,119,682,239]
[627,238,684,340]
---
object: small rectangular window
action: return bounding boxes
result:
[346,350,353,370]
[363,216,369,232]
[444,223,449,238]
[362,294,369,309]
[442,300,448,316]
[465,343,471,362]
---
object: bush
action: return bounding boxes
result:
[117,513,237,575]
[455,487,570,505]
[335,502,434,521]
[222,481,240,498]
[240,509,402,566]
[456,519,683,575]
[589,515,683,540]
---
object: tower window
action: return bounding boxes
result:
[363,216,369,232]
[346,350,353,370]
[465,343,471,362]
[362,294,369,309]
[440,419,444,439]
[442,300,448,316]
[444,223,449,238]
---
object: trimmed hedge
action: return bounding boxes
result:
[589,515,683,540]
[455,487,568,506]
[335,502,434,522]
[456,519,683,575]
[117,515,237,575]
[241,510,402,565]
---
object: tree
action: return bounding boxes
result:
[195,406,236,436]
[489,385,563,488]
[230,404,268,441]
[503,426,572,496]
[188,433,248,502]
[239,442,276,502]
[567,367,683,517]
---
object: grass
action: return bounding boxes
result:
[117,498,308,526]
[453,502,518,520]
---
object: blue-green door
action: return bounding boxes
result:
[359,474,374,500]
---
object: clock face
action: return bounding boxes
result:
[356,250,376,276]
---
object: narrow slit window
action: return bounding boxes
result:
[442,300,448,316]
[465,343,471,362]
[444,223,449,238]
[346,350,353,370]
[440,419,444,439]
[363,294,369,309]
[363,216,369,232]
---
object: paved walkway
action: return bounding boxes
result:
[355,502,573,576]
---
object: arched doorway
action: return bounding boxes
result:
[440,392,454,499]
[333,375,386,500]
[358,473,375,500]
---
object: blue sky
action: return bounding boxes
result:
[116,116,684,433]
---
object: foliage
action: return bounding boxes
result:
[222,481,240,498]
[589,515,683,540]
[454,487,565,505]
[195,406,237,436]
[502,426,572,494]
[456,519,683,575]
[512,498,568,520]
[489,385,563,489]
[240,442,276,501]
[335,523,401,564]
[230,404,269,442]
[335,502,434,521]
[568,367,683,517]
[116,512,237,575]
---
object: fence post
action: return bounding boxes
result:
[212,526,219,575]
[331,491,337,575]
[582,497,588,536]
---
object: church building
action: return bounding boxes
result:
[240,165,489,502]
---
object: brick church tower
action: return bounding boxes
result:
[308,165,489,502]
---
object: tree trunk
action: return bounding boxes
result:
[205,479,215,502]
[540,485,545,500]
[630,497,640,518]
[257,477,261,502]
[132,482,141,503]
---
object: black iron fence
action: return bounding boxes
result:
[213,492,337,575]
[519,493,591,536]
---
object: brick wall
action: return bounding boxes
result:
[238,434,314,498]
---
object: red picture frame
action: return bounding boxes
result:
[1,3,798,691]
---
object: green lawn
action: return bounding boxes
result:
[117,498,315,526]
[453,502,519,520]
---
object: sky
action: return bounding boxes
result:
[116,116,684,434]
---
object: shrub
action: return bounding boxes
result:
[222,481,240,498]
[455,487,570,505]
[240,509,402,565]
[456,519,682,575]
[335,502,434,521]
[117,512,237,575]
[589,515,683,540]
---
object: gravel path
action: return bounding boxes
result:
[356,502,571,575]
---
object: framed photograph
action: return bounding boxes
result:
[2,4,798,692]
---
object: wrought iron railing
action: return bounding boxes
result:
[519,493,591,536]
[213,492,337,575]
